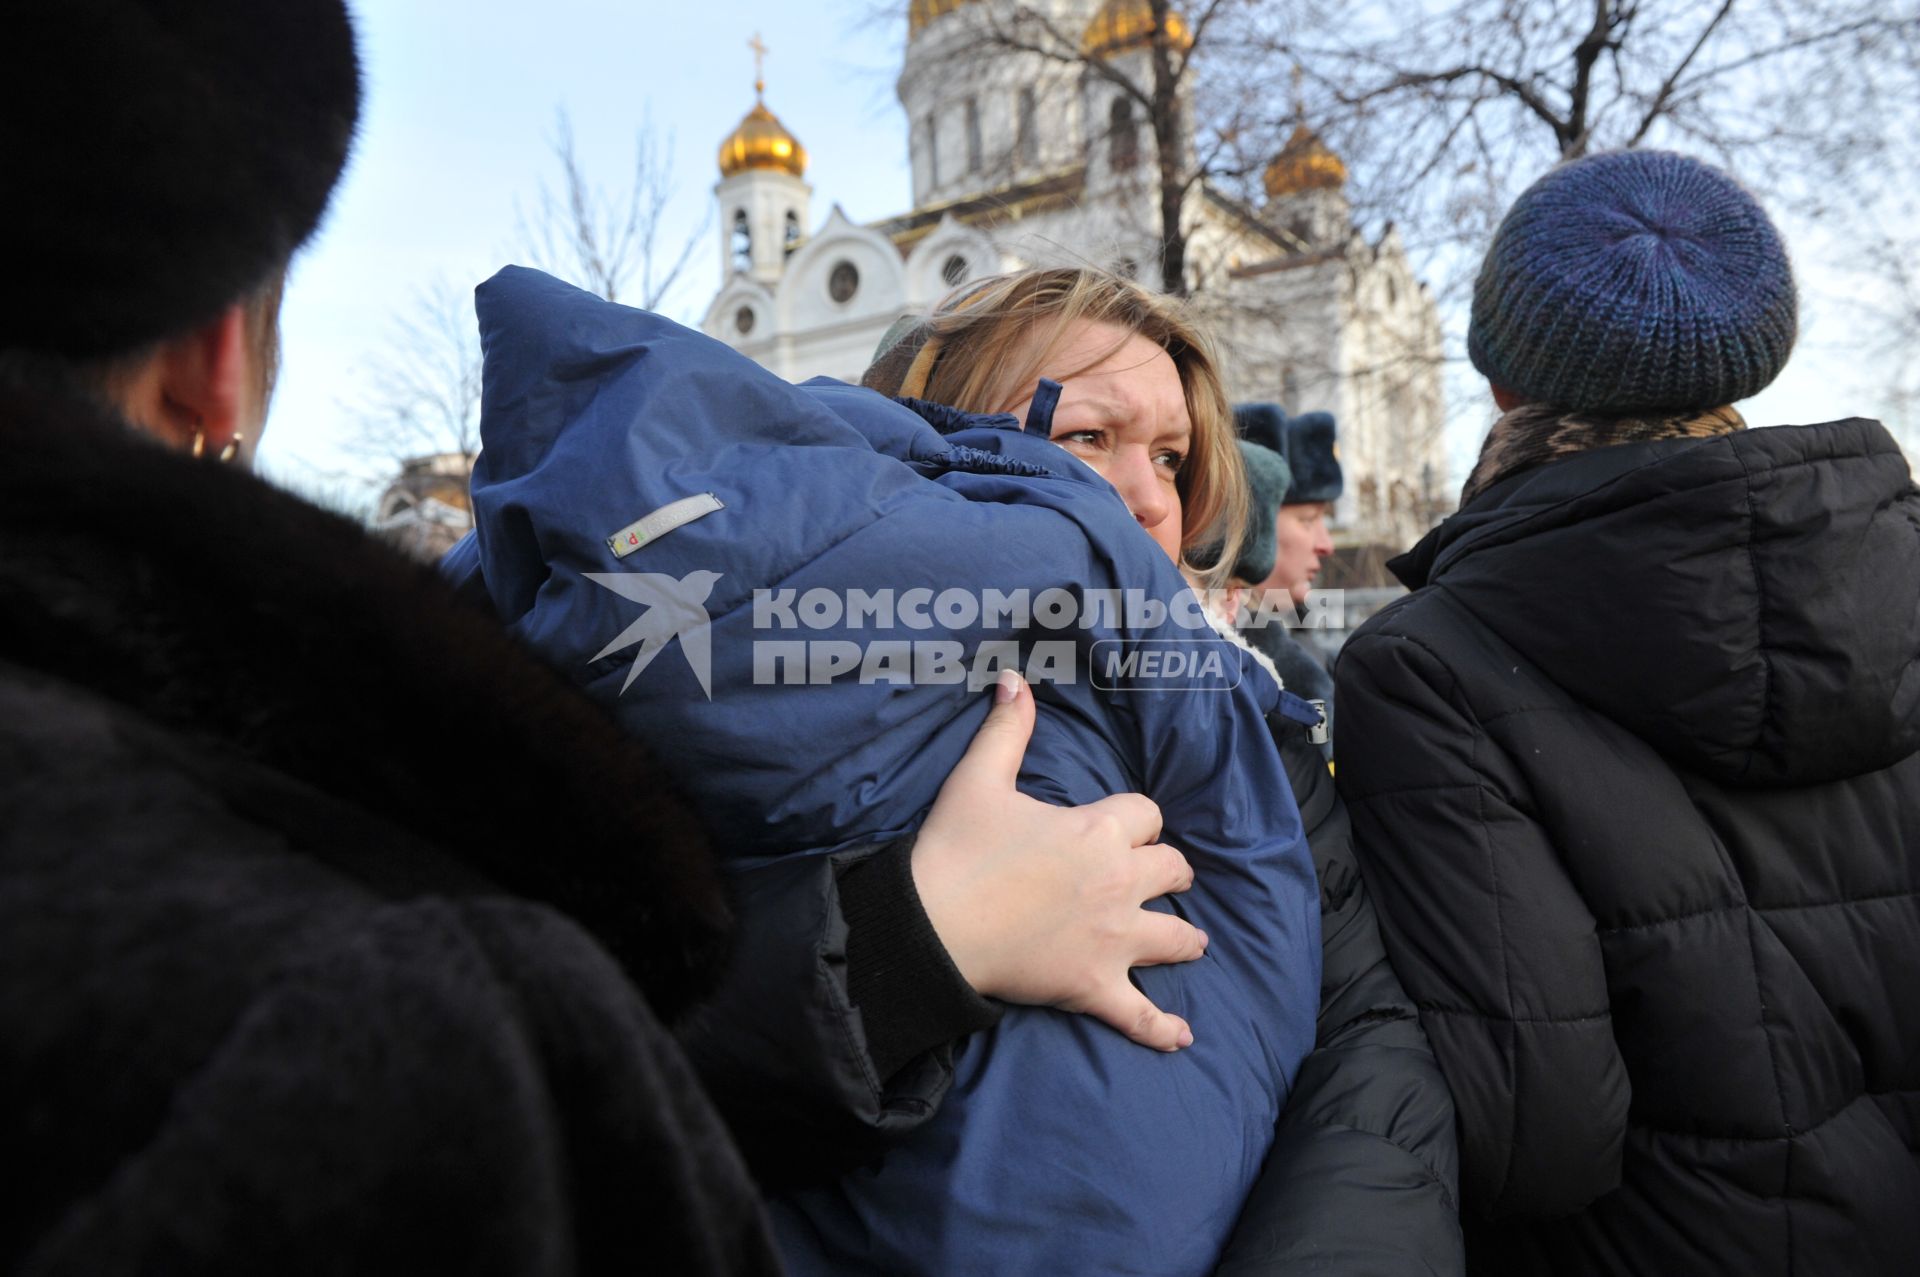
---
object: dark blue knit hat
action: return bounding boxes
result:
[1468,150,1796,415]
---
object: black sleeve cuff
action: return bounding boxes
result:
[838,837,1004,1083]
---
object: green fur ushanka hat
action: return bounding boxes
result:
[1230,440,1294,584]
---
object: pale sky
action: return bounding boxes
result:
[260,0,1900,502]
[263,0,910,492]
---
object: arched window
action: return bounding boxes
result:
[784,210,802,258]
[730,209,752,274]
[965,97,983,174]
[1109,97,1139,171]
[1017,87,1038,165]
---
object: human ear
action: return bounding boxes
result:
[140,303,254,460]
[1489,381,1528,413]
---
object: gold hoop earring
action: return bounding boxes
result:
[190,429,244,464]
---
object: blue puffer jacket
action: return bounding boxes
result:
[444,268,1320,1276]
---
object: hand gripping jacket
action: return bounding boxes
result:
[443,268,1321,1276]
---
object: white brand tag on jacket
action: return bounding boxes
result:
[606,493,725,559]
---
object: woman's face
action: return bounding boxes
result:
[999,319,1189,564]
[1263,501,1335,605]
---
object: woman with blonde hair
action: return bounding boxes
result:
[449,262,1454,1273]
[855,267,1463,1273]
[862,266,1245,583]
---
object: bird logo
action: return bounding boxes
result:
[584,570,724,699]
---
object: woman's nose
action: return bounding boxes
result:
[1113,452,1172,533]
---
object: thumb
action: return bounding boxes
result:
[949,668,1036,792]
[1075,980,1194,1053]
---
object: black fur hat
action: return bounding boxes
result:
[1235,403,1344,506]
[4,0,361,358]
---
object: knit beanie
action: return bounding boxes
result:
[1230,440,1294,584]
[3,0,361,358]
[1468,150,1796,415]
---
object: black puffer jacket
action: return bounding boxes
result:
[1216,712,1462,1274]
[1337,418,1920,1275]
[0,387,778,1275]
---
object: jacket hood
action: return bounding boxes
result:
[1392,419,1920,787]
[450,267,1290,858]
[0,382,733,1021]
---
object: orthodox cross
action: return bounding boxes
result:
[749,32,768,98]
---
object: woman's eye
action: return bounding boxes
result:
[1055,429,1103,447]
[1155,449,1186,473]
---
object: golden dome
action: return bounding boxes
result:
[1083,0,1195,57]
[1263,123,1347,199]
[718,94,808,179]
[909,0,983,36]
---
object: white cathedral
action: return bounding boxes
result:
[700,0,1449,550]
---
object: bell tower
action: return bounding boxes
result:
[1262,71,1350,249]
[715,35,812,287]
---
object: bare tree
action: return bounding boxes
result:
[347,275,484,473]
[517,108,710,307]
[350,108,708,462]
[345,108,710,554]
[1862,206,1920,454]
[1236,0,1920,337]
[916,0,1244,296]
[336,276,484,558]
[1255,1,1914,214]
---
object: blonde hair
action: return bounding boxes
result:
[887,267,1245,584]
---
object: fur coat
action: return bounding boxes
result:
[0,384,778,1275]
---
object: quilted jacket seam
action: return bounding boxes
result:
[1631,1087,1918,1145]
[1285,1114,1462,1213]
[1597,903,1745,935]
[1417,1004,1609,1025]
[1756,887,1920,913]
[1592,887,1920,936]
[1742,906,1798,1263]
[1470,721,1523,1213]
[1730,438,1777,783]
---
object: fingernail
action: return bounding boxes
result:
[1177,1027,1194,1049]
[994,668,1021,704]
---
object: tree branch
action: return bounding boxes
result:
[1626,0,1738,146]
[1339,62,1569,140]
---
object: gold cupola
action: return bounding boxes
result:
[1083,0,1195,57]
[1263,123,1347,199]
[909,0,984,36]
[718,58,808,180]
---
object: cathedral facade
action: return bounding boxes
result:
[700,0,1449,548]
